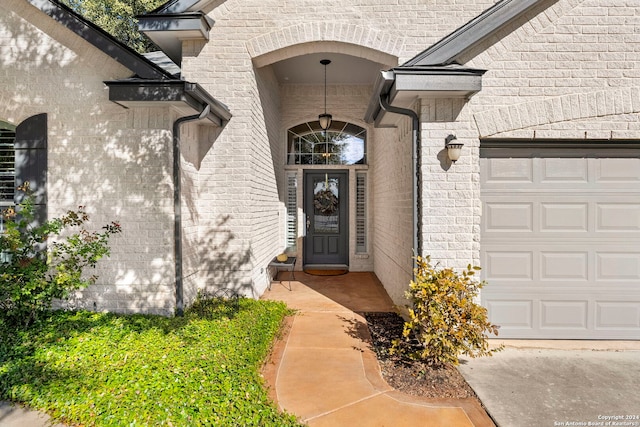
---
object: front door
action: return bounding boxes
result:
[304,170,349,266]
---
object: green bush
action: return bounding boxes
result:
[0,298,302,426]
[0,183,121,327]
[392,255,502,367]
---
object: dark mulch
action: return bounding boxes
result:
[363,312,478,399]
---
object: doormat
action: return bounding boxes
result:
[304,269,348,276]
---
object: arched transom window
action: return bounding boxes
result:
[287,120,366,165]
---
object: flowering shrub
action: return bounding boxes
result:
[0,183,121,327]
[391,255,502,367]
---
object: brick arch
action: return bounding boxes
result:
[247,22,403,68]
[473,87,640,138]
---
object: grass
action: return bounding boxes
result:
[0,297,303,426]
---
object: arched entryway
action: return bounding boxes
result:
[249,37,400,274]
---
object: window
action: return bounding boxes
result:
[285,172,297,251]
[287,120,366,165]
[0,122,16,208]
[356,172,367,253]
[1,121,15,242]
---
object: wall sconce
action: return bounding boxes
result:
[445,135,464,163]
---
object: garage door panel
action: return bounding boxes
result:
[541,158,588,182]
[541,203,589,231]
[485,251,533,280]
[540,301,589,330]
[484,293,640,338]
[484,198,640,236]
[485,203,533,232]
[483,157,640,190]
[596,302,640,329]
[596,203,640,232]
[485,300,533,330]
[481,150,640,339]
[484,158,533,183]
[541,252,588,281]
[596,252,640,281]
[595,158,640,183]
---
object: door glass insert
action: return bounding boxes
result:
[313,174,339,234]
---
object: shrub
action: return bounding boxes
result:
[392,255,502,367]
[0,183,121,327]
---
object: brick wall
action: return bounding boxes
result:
[180,0,501,298]
[468,0,640,139]
[399,0,640,281]
[9,0,635,314]
[419,99,481,270]
[1,0,177,315]
[370,119,414,305]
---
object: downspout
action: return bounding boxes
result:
[379,93,422,276]
[173,104,210,316]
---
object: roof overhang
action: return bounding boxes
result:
[105,79,232,127]
[364,0,554,127]
[150,0,214,14]
[27,0,172,79]
[364,66,486,127]
[405,0,554,66]
[137,12,214,64]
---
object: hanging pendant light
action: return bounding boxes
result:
[318,59,332,130]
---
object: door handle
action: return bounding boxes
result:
[306,215,311,231]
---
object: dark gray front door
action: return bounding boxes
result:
[304,170,349,266]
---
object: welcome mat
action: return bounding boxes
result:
[304,269,348,276]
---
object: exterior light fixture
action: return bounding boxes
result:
[445,134,464,163]
[318,59,332,130]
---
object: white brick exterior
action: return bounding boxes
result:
[1,0,177,315]
[182,0,499,306]
[3,0,639,313]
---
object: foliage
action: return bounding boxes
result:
[391,255,502,367]
[0,183,121,328]
[0,298,302,426]
[59,0,166,53]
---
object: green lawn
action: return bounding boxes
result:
[0,298,303,426]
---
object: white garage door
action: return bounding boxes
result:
[480,144,640,339]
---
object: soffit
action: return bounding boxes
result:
[365,66,486,127]
[271,52,389,86]
[137,12,213,65]
[105,79,232,127]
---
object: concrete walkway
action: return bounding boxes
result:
[0,401,64,427]
[261,272,495,427]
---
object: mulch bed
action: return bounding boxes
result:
[363,312,479,399]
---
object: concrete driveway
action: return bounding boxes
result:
[457,342,640,427]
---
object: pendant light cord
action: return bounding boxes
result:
[324,61,327,115]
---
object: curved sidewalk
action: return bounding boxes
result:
[261,272,495,427]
